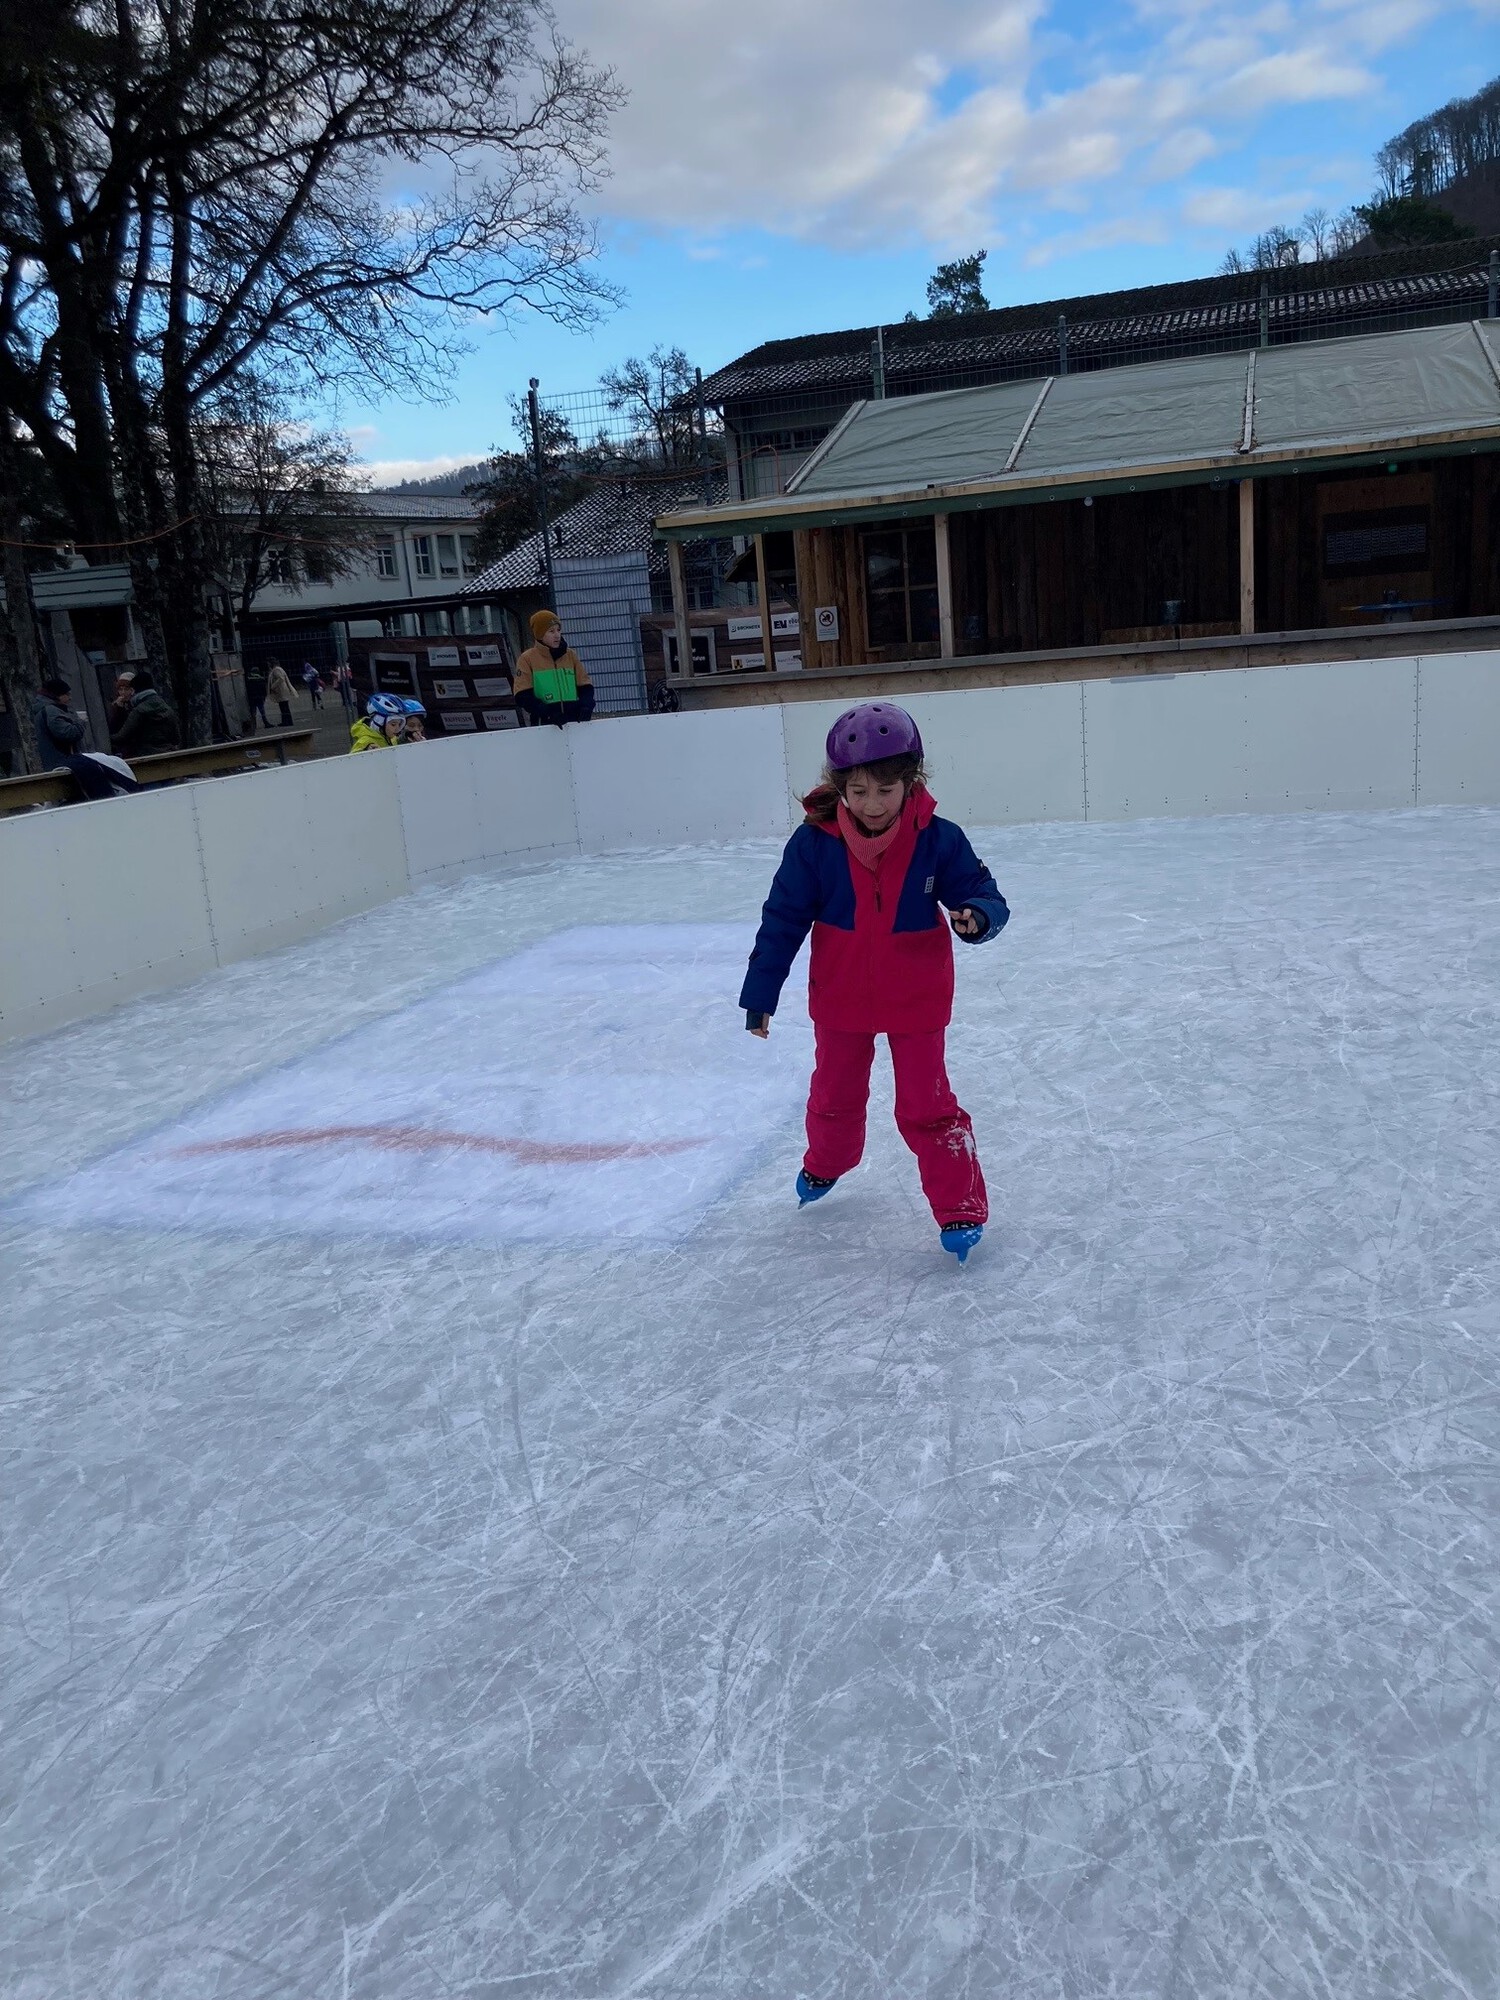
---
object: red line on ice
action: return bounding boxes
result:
[172,1125,712,1166]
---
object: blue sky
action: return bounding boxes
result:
[337,0,1499,482]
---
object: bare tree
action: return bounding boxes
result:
[600,347,701,467]
[0,0,622,741]
[196,380,379,632]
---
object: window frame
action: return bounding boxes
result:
[860,523,940,649]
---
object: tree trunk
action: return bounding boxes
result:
[0,470,46,773]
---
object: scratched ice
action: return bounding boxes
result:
[2,811,1497,1998]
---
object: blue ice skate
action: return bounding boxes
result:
[940,1222,984,1265]
[796,1170,839,1207]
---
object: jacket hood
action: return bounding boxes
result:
[807,782,937,838]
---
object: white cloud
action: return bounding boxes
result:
[556,0,1470,250]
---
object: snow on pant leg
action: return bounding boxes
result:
[888,1031,988,1225]
[804,1025,877,1180]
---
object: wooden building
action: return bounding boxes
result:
[657,321,1500,695]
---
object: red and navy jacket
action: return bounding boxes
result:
[740,788,1009,1035]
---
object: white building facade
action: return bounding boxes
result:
[245,493,498,640]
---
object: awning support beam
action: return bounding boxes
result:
[934,511,956,659]
[667,539,690,678]
[754,533,774,673]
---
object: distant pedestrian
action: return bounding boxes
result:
[301,661,324,708]
[31,677,86,770]
[244,659,269,732]
[266,658,295,728]
[334,663,356,714]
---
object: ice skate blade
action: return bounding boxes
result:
[940,1223,984,1264]
[796,1171,838,1207]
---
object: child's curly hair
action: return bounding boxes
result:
[802,750,926,824]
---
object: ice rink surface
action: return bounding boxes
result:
[3,807,1498,1998]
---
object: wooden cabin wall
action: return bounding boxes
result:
[790,452,1499,669]
[794,526,868,668]
[1471,453,1500,615]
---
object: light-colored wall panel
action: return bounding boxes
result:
[569,708,790,850]
[1416,652,1500,805]
[392,736,484,883]
[194,756,410,963]
[0,812,77,1027]
[297,750,408,917]
[1084,671,1250,818]
[1240,658,1416,811]
[192,765,315,958]
[780,700,845,821]
[781,684,1089,827]
[469,726,578,868]
[906,684,1086,824]
[0,790,218,1041]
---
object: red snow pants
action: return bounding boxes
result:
[804,1024,988,1226]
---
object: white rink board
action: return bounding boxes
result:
[1416,650,1500,804]
[17,925,810,1247]
[7,646,1500,1043]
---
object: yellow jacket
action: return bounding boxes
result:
[349,717,393,752]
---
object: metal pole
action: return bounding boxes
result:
[870,326,886,400]
[1258,282,1270,350]
[695,366,713,508]
[1057,315,1069,374]
[527,377,556,607]
[1489,249,1498,320]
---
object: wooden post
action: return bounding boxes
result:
[934,511,956,659]
[666,538,691,678]
[754,533,774,671]
[1238,479,1256,636]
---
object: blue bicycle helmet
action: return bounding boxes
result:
[400,698,427,717]
[366,693,405,719]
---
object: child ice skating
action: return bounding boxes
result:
[741,702,1008,1263]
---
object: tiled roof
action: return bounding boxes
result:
[355,492,483,520]
[469,471,728,593]
[698,239,1500,403]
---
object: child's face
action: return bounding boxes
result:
[842,768,907,832]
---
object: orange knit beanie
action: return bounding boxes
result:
[530,609,560,641]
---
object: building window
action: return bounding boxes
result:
[436,533,460,578]
[420,607,450,635]
[374,541,398,578]
[1322,508,1429,576]
[412,534,434,577]
[266,546,295,585]
[460,534,479,576]
[862,525,939,647]
[304,544,332,585]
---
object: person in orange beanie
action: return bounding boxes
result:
[514,610,595,726]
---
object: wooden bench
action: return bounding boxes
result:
[0,729,318,815]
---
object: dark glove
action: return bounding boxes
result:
[576,684,596,721]
[514,688,544,723]
[745,1010,770,1032]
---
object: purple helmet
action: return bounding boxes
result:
[825,702,923,770]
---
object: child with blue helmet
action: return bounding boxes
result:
[741,702,1008,1263]
[349,693,406,752]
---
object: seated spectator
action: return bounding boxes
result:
[514,612,595,726]
[110,668,181,756]
[32,677,86,770]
